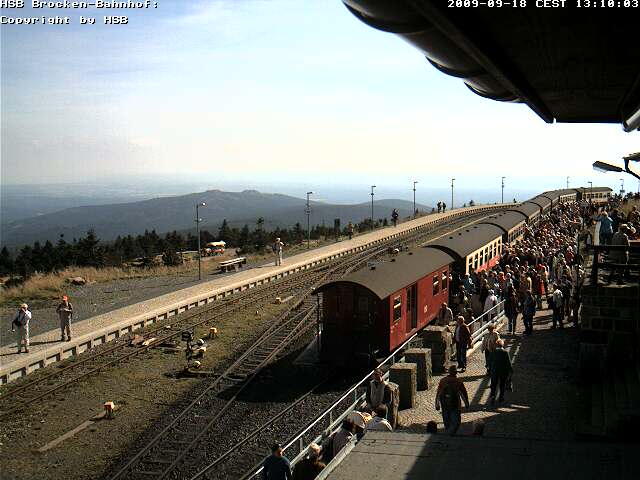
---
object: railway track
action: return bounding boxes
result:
[107,209,500,480]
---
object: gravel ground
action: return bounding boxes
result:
[0,300,289,480]
[0,255,288,347]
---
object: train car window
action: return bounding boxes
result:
[441,272,448,290]
[467,258,473,274]
[406,287,411,315]
[432,277,439,295]
[393,296,402,321]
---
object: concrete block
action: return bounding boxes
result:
[404,348,432,391]
[390,363,417,410]
[422,326,446,342]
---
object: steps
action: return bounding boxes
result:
[578,362,640,439]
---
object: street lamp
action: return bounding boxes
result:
[501,176,505,204]
[566,176,570,189]
[412,181,418,218]
[306,191,313,249]
[592,153,640,183]
[370,185,376,230]
[195,202,206,281]
[620,178,625,195]
[450,178,455,210]
[587,181,593,201]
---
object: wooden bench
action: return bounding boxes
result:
[218,257,247,273]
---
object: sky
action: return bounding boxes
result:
[1,0,638,196]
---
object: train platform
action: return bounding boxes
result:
[0,204,502,384]
[325,307,635,479]
[326,431,638,480]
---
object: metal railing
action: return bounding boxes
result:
[241,332,422,480]
[468,300,506,345]
[242,304,508,480]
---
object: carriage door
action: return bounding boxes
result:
[406,283,418,332]
[355,292,373,357]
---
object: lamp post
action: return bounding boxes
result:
[413,181,418,218]
[306,191,313,249]
[620,178,625,196]
[588,181,593,201]
[195,202,206,281]
[450,178,455,210]
[566,176,570,189]
[501,176,505,204]
[370,185,376,230]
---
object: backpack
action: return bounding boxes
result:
[440,382,459,411]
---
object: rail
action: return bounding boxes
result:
[468,300,506,345]
[240,332,422,480]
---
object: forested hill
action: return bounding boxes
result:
[1,189,431,249]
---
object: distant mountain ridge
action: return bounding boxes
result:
[1,189,431,249]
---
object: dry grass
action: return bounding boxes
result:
[0,264,195,305]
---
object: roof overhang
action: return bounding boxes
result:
[343,1,640,130]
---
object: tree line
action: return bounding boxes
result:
[0,217,384,278]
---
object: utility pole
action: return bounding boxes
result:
[413,181,418,218]
[450,178,455,210]
[501,176,505,204]
[588,181,593,201]
[195,202,206,281]
[306,191,313,249]
[620,178,625,195]
[566,176,570,189]
[370,185,376,230]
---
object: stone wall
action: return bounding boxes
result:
[580,281,640,374]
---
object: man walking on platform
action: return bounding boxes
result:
[273,238,284,266]
[551,283,564,328]
[435,365,469,435]
[522,290,537,335]
[489,339,513,404]
[262,442,292,480]
[453,315,472,371]
[56,295,73,342]
[12,303,31,354]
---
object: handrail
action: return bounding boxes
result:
[242,332,421,480]
[469,300,505,344]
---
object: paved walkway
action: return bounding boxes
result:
[1,205,500,383]
[398,305,580,440]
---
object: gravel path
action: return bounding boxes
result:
[0,258,278,347]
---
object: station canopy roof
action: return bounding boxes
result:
[343,1,640,131]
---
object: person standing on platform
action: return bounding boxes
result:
[505,289,519,334]
[56,295,73,342]
[365,368,389,413]
[442,202,447,213]
[435,365,469,435]
[597,211,613,245]
[391,208,399,227]
[12,303,31,354]
[551,283,564,329]
[481,323,500,375]
[489,339,513,404]
[262,443,292,480]
[437,303,454,326]
[273,238,284,266]
[347,221,354,240]
[437,202,442,213]
[453,315,472,371]
[522,290,537,335]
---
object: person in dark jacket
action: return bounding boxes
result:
[292,443,324,480]
[262,443,292,480]
[489,339,513,404]
[522,290,537,335]
[504,290,519,334]
[453,315,472,371]
[435,365,469,435]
